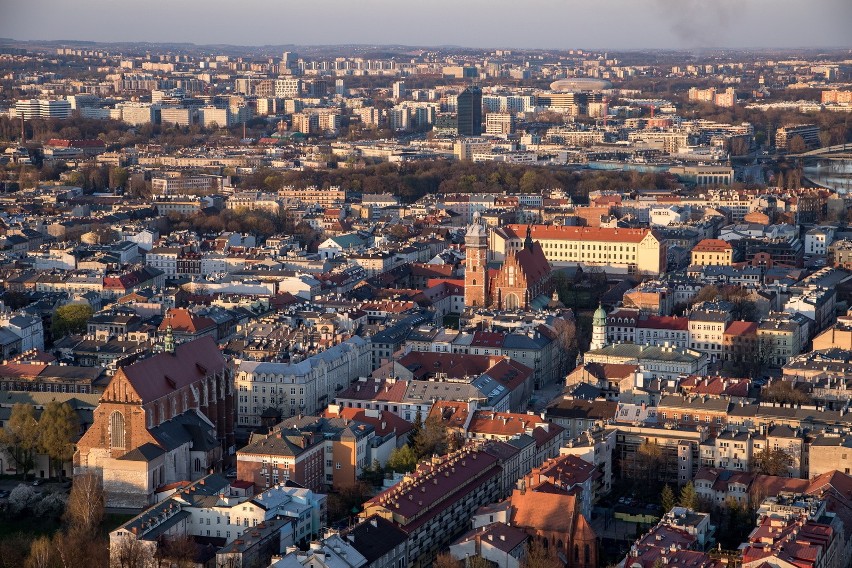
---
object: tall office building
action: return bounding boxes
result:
[457,86,482,136]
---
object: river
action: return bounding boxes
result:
[803,159,852,193]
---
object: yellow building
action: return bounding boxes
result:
[690,239,734,266]
[491,225,666,275]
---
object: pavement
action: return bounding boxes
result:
[529,382,565,413]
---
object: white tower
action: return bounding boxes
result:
[590,303,607,351]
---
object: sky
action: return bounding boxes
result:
[1,0,850,50]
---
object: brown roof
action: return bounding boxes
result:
[160,308,217,334]
[693,239,733,252]
[510,488,577,533]
[513,241,551,283]
[116,336,225,404]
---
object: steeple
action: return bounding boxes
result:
[524,225,533,250]
[590,303,607,351]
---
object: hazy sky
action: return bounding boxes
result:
[2,0,850,50]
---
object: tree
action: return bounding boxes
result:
[26,536,53,568]
[412,416,450,459]
[788,134,807,154]
[750,446,792,476]
[112,534,148,568]
[409,411,423,446]
[109,167,129,189]
[0,533,31,568]
[8,483,38,514]
[522,539,561,568]
[65,472,105,535]
[51,303,93,337]
[692,285,720,305]
[386,444,418,473]
[155,535,197,568]
[635,439,663,482]
[761,379,811,405]
[552,315,579,376]
[38,401,79,479]
[0,403,40,477]
[434,553,462,568]
[660,484,676,513]
[678,481,699,511]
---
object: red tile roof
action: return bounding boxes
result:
[693,239,733,252]
[724,321,758,336]
[503,224,656,244]
[159,308,216,334]
[332,407,413,438]
[639,315,689,331]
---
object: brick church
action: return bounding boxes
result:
[74,332,234,508]
[464,212,552,310]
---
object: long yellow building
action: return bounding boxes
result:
[490,224,666,275]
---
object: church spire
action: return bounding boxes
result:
[524,224,533,250]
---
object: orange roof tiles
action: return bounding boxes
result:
[503,224,655,244]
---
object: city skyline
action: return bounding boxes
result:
[2,0,851,50]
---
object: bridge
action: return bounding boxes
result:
[789,143,852,159]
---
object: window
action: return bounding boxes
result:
[109,411,125,449]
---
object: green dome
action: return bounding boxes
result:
[593,304,607,326]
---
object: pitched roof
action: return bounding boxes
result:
[513,241,551,283]
[116,336,225,404]
[509,488,576,533]
[159,308,217,334]
[502,224,655,244]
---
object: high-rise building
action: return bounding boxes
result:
[457,86,482,136]
[392,80,406,100]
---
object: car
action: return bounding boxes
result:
[225,469,237,479]
[0,490,9,498]
[32,479,42,486]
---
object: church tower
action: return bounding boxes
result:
[590,303,607,351]
[464,211,489,308]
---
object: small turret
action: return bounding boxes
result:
[164,324,175,354]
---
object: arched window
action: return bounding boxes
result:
[110,411,125,449]
[472,279,477,286]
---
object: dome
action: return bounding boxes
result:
[593,304,607,326]
[549,78,612,92]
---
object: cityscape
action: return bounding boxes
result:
[0,2,851,568]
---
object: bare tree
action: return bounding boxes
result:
[26,536,53,568]
[155,535,196,568]
[112,535,148,568]
[65,473,105,535]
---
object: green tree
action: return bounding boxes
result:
[38,401,79,479]
[660,484,676,513]
[51,303,93,337]
[386,444,418,473]
[0,403,40,478]
[678,481,699,511]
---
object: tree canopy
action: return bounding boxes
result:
[51,304,94,338]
